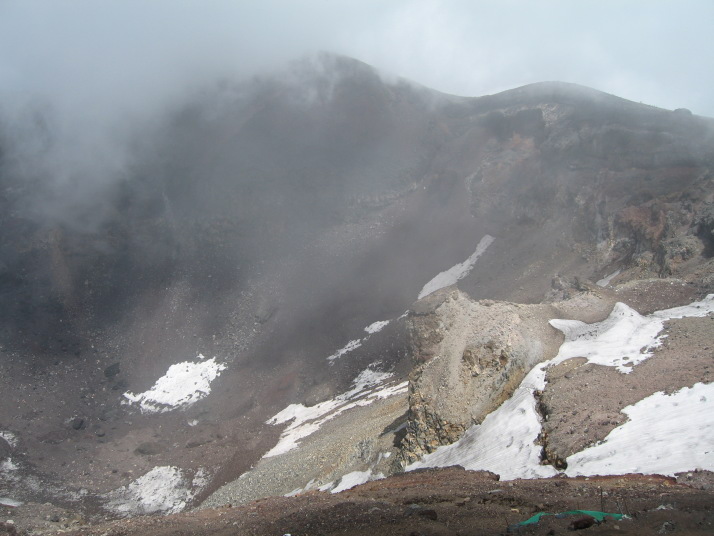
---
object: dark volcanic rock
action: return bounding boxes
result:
[103,363,120,379]
[70,418,85,431]
[0,436,10,461]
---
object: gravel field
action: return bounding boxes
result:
[202,388,408,508]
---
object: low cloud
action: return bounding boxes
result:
[0,0,711,228]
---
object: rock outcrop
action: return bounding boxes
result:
[398,284,622,466]
[398,288,556,464]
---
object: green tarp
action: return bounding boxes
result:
[517,510,624,526]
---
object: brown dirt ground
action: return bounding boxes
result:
[17,467,712,536]
[612,279,701,315]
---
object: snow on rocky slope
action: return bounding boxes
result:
[104,466,209,516]
[418,235,495,299]
[263,366,407,458]
[201,264,713,512]
[202,361,410,507]
[122,355,226,414]
[407,295,714,479]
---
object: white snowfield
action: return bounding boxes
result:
[0,430,20,449]
[104,466,208,515]
[326,339,362,362]
[566,382,714,477]
[0,431,18,448]
[549,295,714,373]
[285,467,388,497]
[418,234,494,300]
[123,355,226,414]
[264,367,408,458]
[0,457,19,477]
[406,363,558,480]
[408,294,714,479]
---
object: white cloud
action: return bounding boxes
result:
[1,0,712,118]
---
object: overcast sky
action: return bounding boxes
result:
[0,0,712,195]
[2,0,712,115]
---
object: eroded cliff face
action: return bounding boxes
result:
[399,291,545,464]
[398,287,584,465]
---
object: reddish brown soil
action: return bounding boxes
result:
[34,468,714,536]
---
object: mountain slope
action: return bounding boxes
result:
[0,54,712,530]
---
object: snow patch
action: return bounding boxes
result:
[566,382,714,477]
[122,356,226,413]
[264,367,407,458]
[0,497,22,508]
[0,458,19,474]
[326,316,398,363]
[284,478,330,497]
[651,294,714,320]
[550,303,664,373]
[370,380,409,400]
[326,339,362,362]
[331,469,384,493]
[550,294,714,373]
[365,320,390,334]
[344,368,394,398]
[301,469,386,495]
[418,235,494,300]
[0,431,18,448]
[407,366,557,480]
[104,466,208,516]
[284,478,316,497]
[596,269,621,287]
[191,467,210,490]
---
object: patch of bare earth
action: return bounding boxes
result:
[613,278,701,315]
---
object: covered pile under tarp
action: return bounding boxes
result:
[509,510,624,531]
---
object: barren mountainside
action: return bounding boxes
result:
[0,55,713,534]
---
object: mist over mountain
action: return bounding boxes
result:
[1,54,713,534]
